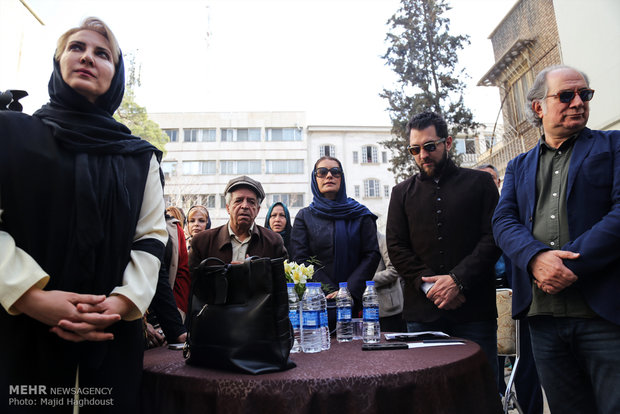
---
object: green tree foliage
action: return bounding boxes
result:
[114,54,169,153]
[380,0,477,182]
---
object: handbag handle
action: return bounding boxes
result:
[199,257,227,267]
[197,257,229,305]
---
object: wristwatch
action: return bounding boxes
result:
[449,272,464,291]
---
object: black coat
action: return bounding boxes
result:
[290,208,380,306]
[386,159,500,323]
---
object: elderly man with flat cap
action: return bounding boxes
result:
[188,176,287,269]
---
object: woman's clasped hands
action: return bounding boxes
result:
[14,287,133,342]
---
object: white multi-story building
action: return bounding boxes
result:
[149,111,397,231]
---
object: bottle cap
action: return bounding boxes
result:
[366,281,375,286]
[287,283,294,288]
[339,282,348,288]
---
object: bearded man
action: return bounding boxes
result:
[386,111,501,379]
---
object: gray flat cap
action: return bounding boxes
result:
[224,175,265,202]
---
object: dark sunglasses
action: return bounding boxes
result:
[407,138,446,156]
[315,167,343,178]
[546,88,594,103]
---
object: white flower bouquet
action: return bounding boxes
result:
[283,259,314,298]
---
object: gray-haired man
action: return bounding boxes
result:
[493,65,620,414]
[188,176,287,268]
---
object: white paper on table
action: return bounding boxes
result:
[406,341,465,348]
[384,331,450,340]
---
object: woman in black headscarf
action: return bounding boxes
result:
[264,201,292,252]
[290,156,380,315]
[0,17,167,412]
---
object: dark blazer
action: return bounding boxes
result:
[386,159,500,323]
[492,127,620,325]
[188,223,288,271]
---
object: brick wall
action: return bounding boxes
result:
[484,0,563,172]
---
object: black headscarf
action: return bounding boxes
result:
[34,54,158,154]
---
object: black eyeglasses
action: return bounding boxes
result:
[546,88,595,103]
[315,167,343,178]
[407,138,446,156]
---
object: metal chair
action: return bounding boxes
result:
[496,288,523,414]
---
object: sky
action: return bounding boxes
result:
[1,0,517,126]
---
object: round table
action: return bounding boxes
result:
[141,339,502,414]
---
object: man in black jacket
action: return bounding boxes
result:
[386,111,501,379]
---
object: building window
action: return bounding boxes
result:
[454,138,476,155]
[221,128,233,142]
[161,161,177,179]
[163,129,178,142]
[205,195,216,209]
[384,185,390,198]
[382,151,388,163]
[508,68,533,125]
[353,151,359,164]
[364,179,380,198]
[221,128,261,142]
[354,185,360,197]
[320,145,335,158]
[266,128,302,141]
[361,146,378,164]
[185,194,216,209]
[220,160,261,174]
[484,135,494,151]
[220,195,227,209]
[182,161,216,175]
[269,193,304,207]
[182,194,200,209]
[184,128,216,142]
[265,159,304,174]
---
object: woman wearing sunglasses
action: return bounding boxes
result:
[290,156,380,323]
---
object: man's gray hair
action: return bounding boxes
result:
[476,164,499,177]
[525,65,590,127]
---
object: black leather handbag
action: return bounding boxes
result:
[184,256,296,374]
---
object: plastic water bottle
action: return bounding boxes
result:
[362,280,381,343]
[286,283,301,353]
[336,282,353,342]
[301,283,322,353]
[318,285,330,350]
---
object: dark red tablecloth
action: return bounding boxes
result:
[141,339,502,414]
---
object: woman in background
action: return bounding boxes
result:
[186,205,211,251]
[290,156,380,317]
[264,201,292,253]
[166,205,186,229]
